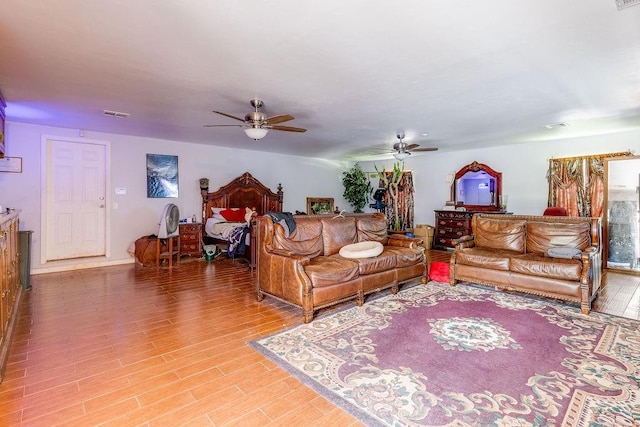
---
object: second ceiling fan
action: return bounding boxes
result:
[392,130,438,160]
[205,99,307,140]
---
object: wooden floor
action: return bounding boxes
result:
[0,251,639,426]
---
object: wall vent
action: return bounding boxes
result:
[103,109,130,118]
[615,0,640,10]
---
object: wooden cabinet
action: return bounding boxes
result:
[1,210,21,382]
[434,210,474,250]
[179,223,202,257]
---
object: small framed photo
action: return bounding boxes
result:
[0,157,22,173]
[306,197,334,215]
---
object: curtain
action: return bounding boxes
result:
[547,151,631,217]
[381,171,414,230]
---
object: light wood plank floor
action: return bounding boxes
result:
[1,251,638,425]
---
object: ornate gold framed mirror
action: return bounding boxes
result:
[451,161,502,211]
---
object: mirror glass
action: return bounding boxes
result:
[452,161,502,211]
[605,155,640,273]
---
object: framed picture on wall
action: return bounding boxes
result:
[146,154,179,198]
[306,197,334,215]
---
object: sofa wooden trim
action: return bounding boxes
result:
[449,214,602,314]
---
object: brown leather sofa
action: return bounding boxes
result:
[450,214,602,314]
[256,213,427,322]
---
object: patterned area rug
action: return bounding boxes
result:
[250,283,640,426]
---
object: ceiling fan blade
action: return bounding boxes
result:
[203,124,245,128]
[412,147,439,152]
[405,144,420,151]
[265,114,294,125]
[212,111,246,122]
[270,125,307,133]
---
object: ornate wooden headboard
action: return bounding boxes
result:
[202,172,283,221]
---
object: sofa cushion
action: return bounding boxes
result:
[339,241,384,259]
[527,221,591,254]
[510,253,582,281]
[355,215,389,244]
[304,256,360,287]
[455,247,515,271]
[273,217,324,257]
[384,246,425,268]
[474,217,526,253]
[321,217,358,256]
[335,249,397,275]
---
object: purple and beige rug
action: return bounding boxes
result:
[250,283,640,426]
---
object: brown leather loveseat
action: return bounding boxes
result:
[450,214,602,314]
[256,213,427,322]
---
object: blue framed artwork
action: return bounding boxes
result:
[147,154,179,198]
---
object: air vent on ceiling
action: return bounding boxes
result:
[543,122,569,129]
[615,0,640,10]
[103,109,130,118]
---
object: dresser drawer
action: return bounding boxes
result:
[181,242,199,252]
[438,227,470,238]
[437,218,471,229]
[181,233,199,242]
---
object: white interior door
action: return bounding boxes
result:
[44,138,107,261]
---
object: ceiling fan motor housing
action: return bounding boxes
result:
[245,111,266,123]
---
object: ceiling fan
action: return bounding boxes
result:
[392,130,438,160]
[204,99,307,140]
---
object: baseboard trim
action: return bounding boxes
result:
[32,258,135,275]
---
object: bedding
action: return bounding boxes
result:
[205,214,251,257]
[201,172,284,267]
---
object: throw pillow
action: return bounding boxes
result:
[339,241,384,259]
[547,247,582,259]
[220,208,246,222]
[429,261,450,283]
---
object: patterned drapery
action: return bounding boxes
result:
[380,171,414,230]
[547,151,631,217]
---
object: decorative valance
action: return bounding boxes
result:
[547,151,632,217]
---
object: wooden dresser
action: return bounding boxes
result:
[434,210,511,250]
[1,210,22,382]
[433,210,474,250]
[179,223,202,257]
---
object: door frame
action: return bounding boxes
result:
[40,135,111,265]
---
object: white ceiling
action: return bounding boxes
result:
[1,1,640,161]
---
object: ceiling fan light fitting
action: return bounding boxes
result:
[394,151,410,160]
[244,127,269,140]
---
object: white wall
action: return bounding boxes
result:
[1,121,350,273]
[4,120,639,274]
[361,129,640,226]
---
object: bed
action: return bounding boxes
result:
[201,172,283,267]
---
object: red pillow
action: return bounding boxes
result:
[429,261,450,283]
[219,208,246,222]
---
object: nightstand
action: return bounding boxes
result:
[179,223,202,257]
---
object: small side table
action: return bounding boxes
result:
[156,235,180,268]
[179,223,203,257]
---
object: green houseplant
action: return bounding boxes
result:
[342,163,372,213]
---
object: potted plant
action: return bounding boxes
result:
[342,163,372,213]
[374,162,404,231]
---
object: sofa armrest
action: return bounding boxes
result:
[453,235,475,249]
[388,235,422,249]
